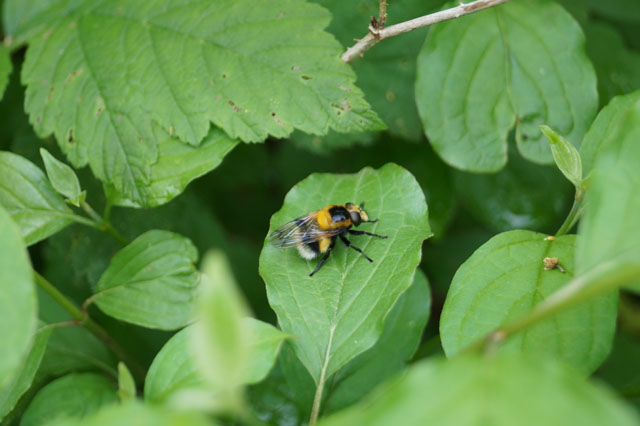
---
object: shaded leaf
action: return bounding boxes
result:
[0,45,11,100]
[440,231,616,373]
[259,163,431,382]
[319,354,640,426]
[416,0,597,172]
[40,148,85,206]
[540,125,582,190]
[21,373,118,426]
[0,204,37,387]
[117,362,136,402]
[0,151,74,245]
[93,230,200,330]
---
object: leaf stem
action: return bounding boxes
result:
[342,0,511,62]
[33,270,146,381]
[80,200,128,246]
[555,196,583,236]
[309,326,336,425]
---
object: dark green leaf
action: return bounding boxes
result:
[93,230,199,330]
[0,45,11,100]
[260,163,431,382]
[21,373,118,426]
[0,151,74,245]
[319,354,640,426]
[0,204,37,387]
[540,125,582,190]
[40,148,85,206]
[440,230,616,373]
[117,362,136,402]
[416,0,597,172]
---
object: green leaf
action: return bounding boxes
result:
[103,128,238,208]
[319,354,640,426]
[93,230,200,330]
[259,163,431,383]
[577,93,640,292]
[21,373,118,426]
[0,204,37,388]
[325,269,431,413]
[440,230,616,373]
[416,0,597,172]
[0,45,11,100]
[40,148,85,206]
[540,125,582,190]
[0,327,51,422]
[117,362,136,403]
[244,318,290,385]
[0,151,74,245]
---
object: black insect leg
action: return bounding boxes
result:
[348,229,388,239]
[309,239,336,277]
[339,234,373,262]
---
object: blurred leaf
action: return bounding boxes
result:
[416,0,597,172]
[319,354,640,426]
[540,125,582,190]
[454,146,571,233]
[440,230,616,373]
[596,331,640,405]
[289,130,377,156]
[93,230,200,330]
[117,362,136,403]
[325,269,431,413]
[40,148,85,206]
[0,45,11,100]
[0,151,74,245]
[577,93,640,292]
[244,318,290,385]
[0,327,51,422]
[21,373,118,426]
[260,164,431,382]
[0,204,37,388]
[581,0,640,24]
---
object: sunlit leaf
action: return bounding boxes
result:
[117,362,136,402]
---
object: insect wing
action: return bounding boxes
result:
[270,213,340,248]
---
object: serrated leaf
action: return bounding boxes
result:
[117,362,136,402]
[440,230,616,373]
[0,151,74,245]
[0,45,11,100]
[259,163,431,383]
[21,373,118,426]
[0,204,37,388]
[577,93,640,292]
[0,327,51,422]
[40,148,84,206]
[93,230,200,330]
[540,125,582,189]
[325,269,431,412]
[319,354,640,426]
[416,0,597,172]
[104,128,238,208]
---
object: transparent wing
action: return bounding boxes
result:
[269,214,342,248]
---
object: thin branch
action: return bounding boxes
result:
[342,0,512,62]
[375,0,388,29]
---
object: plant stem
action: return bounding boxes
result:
[80,200,128,246]
[342,0,511,62]
[376,0,387,28]
[555,197,582,236]
[33,270,146,381]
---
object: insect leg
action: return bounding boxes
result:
[348,229,387,239]
[339,235,373,262]
[309,239,336,277]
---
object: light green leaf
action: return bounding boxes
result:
[117,362,136,403]
[325,269,431,413]
[0,327,51,422]
[0,45,11,100]
[0,204,37,388]
[259,163,431,383]
[0,151,74,245]
[440,230,616,373]
[540,125,582,190]
[93,230,200,330]
[40,148,85,206]
[577,93,640,292]
[416,0,597,172]
[244,318,290,385]
[21,373,118,426]
[319,354,640,426]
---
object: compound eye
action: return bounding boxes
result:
[349,210,361,226]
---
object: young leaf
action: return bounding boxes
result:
[244,318,290,385]
[117,362,136,403]
[0,151,74,245]
[0,327,51,422]
[440,230,616,373]
[20,373,118,426]
[540,125,583,190]
[92,230,200,330]
[319,355,640,426]
[0,45,11,100]
[0,205,37,388]
[40,148,85,206]
[416,0,597,172]
[259,163,431,383]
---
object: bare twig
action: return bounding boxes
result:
[376,0,388,29]
[342,0,511,62]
